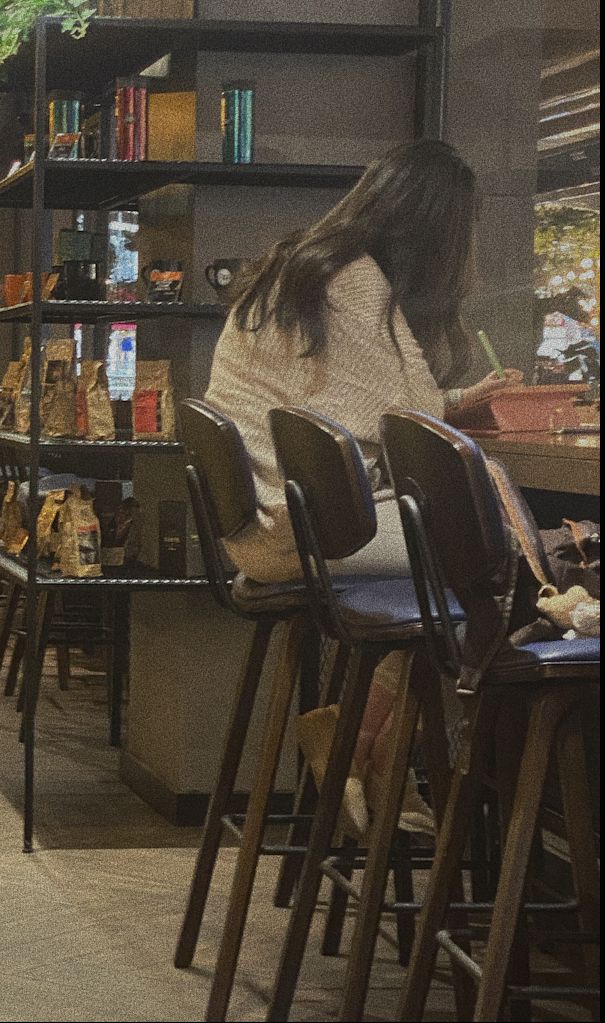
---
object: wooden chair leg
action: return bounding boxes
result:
[557,709,601,1020]
[205,616,310,1022]
[274,641,350,910]
[393,830,415,967]
[493,701,533,1023]
[339,649,421,1022]
[397,694,496,1023]
[266,646,380,1023]
[0,582,21,678]
[420,669,477,1022]
[473,688,578,1022]
[19,594,55,745]
[174,620,274,970]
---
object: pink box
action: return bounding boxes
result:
[447,385,589,434]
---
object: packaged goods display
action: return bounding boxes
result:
[37,491,67,562]
[40,340,78,438]
[0,481,28,556]
[0,362,23,429]
[76,362,116,441]
[100,497,143,567]
[57,488,102,579]
[143,260,184,304]
[14,341,33,435]
[133,361,176,441]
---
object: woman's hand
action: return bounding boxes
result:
[462,368,524,407]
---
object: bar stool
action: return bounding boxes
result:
[379,410,600,1022]
[175,399,391,1021]
[265,407,469,1023]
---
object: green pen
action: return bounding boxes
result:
[477,330,505,379]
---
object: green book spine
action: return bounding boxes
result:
[238,89,254,165]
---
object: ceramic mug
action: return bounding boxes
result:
[205,259,243,303]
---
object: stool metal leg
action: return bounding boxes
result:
[205,616,310,1022]
[473,688,577,1022]
[266,646,380,1023]
[557,710,600,1021]
[175,619,274,970]
[398,694,496,1022]
[339,650,421,1021]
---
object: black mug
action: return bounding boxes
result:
[205,259,242,301]
[62,260,103,301]
[143,260,185,303]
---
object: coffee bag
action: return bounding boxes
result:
[0,362,23,430]
[57,488,102,578]
[40,339,77,438]
[0,480,28,555]
[133,361,175,441]
[14,340,32,435]
[77,361,115,440]
[37,490,67,562]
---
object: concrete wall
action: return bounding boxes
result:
[446,0,543,382]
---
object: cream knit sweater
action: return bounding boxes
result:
[205,254,447,582]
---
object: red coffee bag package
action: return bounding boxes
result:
[132,361,175,441]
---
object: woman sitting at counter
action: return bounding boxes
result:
[204,138,522,834]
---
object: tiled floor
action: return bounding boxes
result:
[0,653,456,1022]
[0,649,592,1021]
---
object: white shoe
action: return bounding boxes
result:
[367,767,435,836]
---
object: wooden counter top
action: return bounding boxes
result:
[474,431,600,496]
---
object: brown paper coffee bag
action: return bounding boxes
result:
[133,361,176,441]
[40,339,77,438]
[57,488,102,578]
[14,340,32,435]
[0,480,28,554]
[37,490,67,561]
[0,362,23,430]
[76,361,115,440]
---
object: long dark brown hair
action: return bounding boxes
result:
[232,139,478,386]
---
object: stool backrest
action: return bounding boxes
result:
[269,406,377,640]
[487,458,555,588]
[180,398,258,610]
[380,411,511,682]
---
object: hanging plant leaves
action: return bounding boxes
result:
[0,1,97,65]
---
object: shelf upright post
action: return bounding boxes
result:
[23,15,48,854]
[415,0,444,141]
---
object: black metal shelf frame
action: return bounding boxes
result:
[0,159,367,209]
[0,8,449,851]
[0,299,226,324]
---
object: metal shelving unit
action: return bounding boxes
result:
[0,10,447,850]
[0,299,226,324]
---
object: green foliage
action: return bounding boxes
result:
[535,202,600,287]
[0,0,97,65]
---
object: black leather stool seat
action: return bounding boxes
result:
[336,577,465,640]
[490,636,600,683]
[232,572,406,615]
